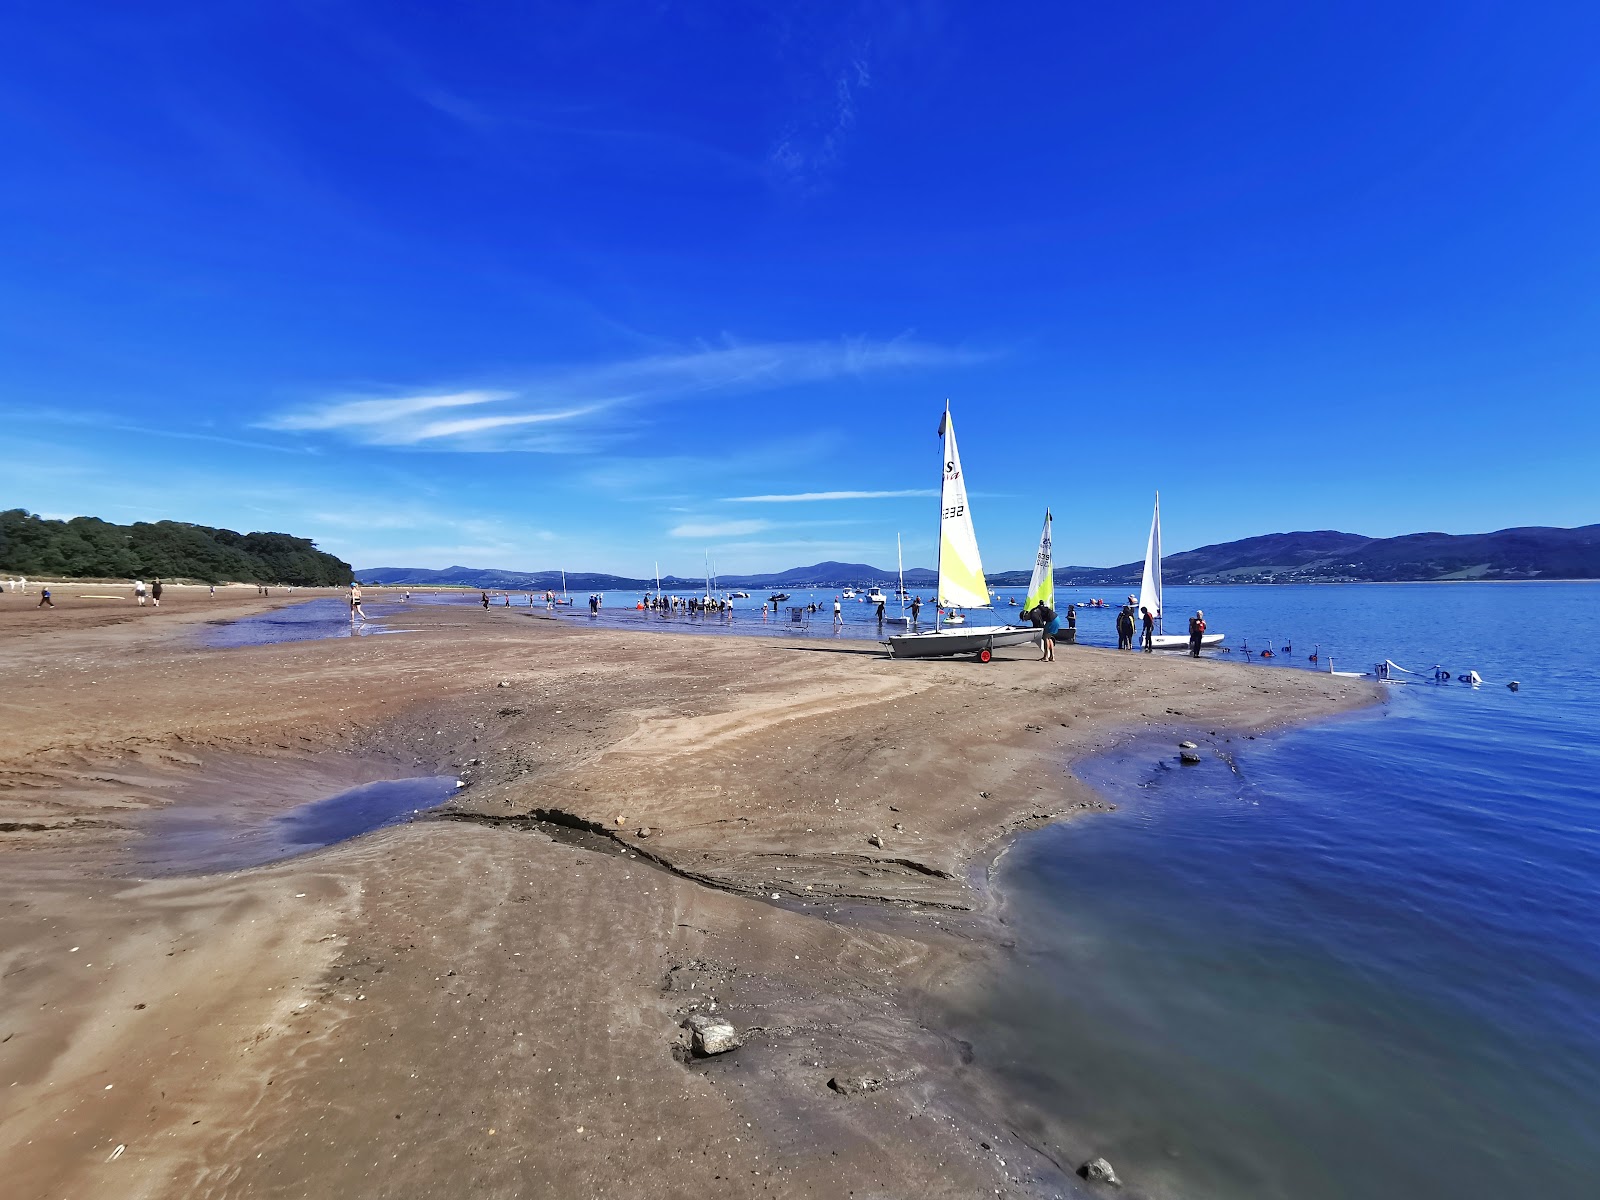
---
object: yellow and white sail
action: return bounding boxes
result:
[1023,509,1053,613]
[937,407,990,609]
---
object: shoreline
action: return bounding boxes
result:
[0,591,1379,1198]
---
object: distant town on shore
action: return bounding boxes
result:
[361,525,1600,591]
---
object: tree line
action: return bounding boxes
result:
[0,509,353,586]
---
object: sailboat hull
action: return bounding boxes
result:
[886,625,1040,659]
[1149,633,1224,651]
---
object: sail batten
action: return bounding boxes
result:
[937,410,990,609]
[1138,492,1162,632]
[1023,509,1053,613]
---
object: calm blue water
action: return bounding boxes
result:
[133,776,461,874]
[201,596,418,646]
[946,582,1600,1200]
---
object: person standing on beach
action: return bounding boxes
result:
[1188,609,1206,657]
[37,586,53,608]
[134,579,147,606]
[1141,606,1155,652]
[833,597,843,624]
[482,591,491,609]
[1066,604,1077,642]
[209,584,216,597]
[1023,601,1057,662]
[151,578,163,608]
[876,599,886,622]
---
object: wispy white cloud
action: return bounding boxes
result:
[3,407,316,455]
[265,337,978,452]
[726,488,936,502]
[669,519,772,539]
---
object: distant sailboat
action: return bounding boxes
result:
[1139,493,1222,650]
[882,534,912,624]
[888,403,1039,661]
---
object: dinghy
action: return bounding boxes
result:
[1138,493,1223,650]
[888,404,1039,661]
[881,535,912,625]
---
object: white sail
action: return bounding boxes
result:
[1139,492,1162,631]
[937,407,990,609]
[1023,509,1053,613]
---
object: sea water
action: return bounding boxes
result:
[133,776,461,874]
[939,582,1600,1200]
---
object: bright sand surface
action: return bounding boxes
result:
[0,585,1375,1198]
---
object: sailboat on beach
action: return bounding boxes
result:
[1139,493,1223,650]
[1023,509,1053,615]
[887,403,1040,661]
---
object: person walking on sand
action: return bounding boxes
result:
[1188,609,1206,658]
[151,578,163,608]
[37,586,53,608]
[482,591,492,609]
[134,579,147,606]
[350,582,366,622]
[1141,606,1155,652]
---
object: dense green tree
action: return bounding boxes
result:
[0,509,352,585]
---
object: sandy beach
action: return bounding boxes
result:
[0,585,1377,1198]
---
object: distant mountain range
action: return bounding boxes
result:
[358,524,1600,590]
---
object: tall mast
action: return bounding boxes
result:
[897,532,907,621]
[934,399,948,632]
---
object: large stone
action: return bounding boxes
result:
[1080,1157,1121,1186]
[685,1012,740,1056]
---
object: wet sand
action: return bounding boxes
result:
[0,585,1378,1198]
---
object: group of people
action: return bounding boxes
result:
[639,594,732,615]
[1110,600,1208,657]
[132,578,164,607]
[1115,601,1153,651]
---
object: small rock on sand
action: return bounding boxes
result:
[868,833,884,848]
[1179,750,1202,764]
[1179,740,1198,749]
[636,827,651,838]
[828,1065,892,1096]
[1080,1157,1121,1186]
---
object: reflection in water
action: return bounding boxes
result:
[202,597,417,647]
[133,776,460,874]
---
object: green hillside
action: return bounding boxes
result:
[0,509,353,586]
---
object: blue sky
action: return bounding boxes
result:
[3,2,1597,575]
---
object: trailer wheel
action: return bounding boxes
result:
[977,647,992,663]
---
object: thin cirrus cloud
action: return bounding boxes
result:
[260,337,980,451]
[725,488,937,502]
[669,519,771,539]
